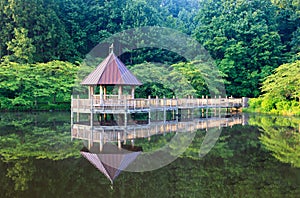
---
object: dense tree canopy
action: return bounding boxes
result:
[193,0,292,97]
[0,0,299,110]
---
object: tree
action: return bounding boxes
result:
[262,59,300,101]
[248,59,300,115]
[193,0,286,97]
[0,60,78,110]
[1,0,75,62]
[6,28,36,63]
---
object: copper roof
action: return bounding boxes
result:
[81,52,142,86]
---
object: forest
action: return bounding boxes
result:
[0,0,299,113]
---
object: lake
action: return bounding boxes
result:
[0,112,299,197]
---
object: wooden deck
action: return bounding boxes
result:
[71,95,246,114]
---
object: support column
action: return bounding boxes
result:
[104,86,107,100]
[206,95,208,117]
[118,85,122,99]
[163,96,166,123]
[124,98,127,127]
[76,95,80,122]
[88,86,95,99]
[131,86,135,99]
[214,95,217,116]
[100,85,103,104]
[100,132,103,152]
[148,95,151,124]
[219,95,221,118]
[118,132,121,149]
[71,95,74,140]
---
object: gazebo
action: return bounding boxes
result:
[81,46,142,103]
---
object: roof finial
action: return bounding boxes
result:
[109,43,114,54]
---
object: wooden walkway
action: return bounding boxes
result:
[71,95,247,114]
[72,115,246,146]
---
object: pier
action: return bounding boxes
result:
[71,46,249,150]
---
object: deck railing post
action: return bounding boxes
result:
[90,96,93,131]
[206,95,208,116]
[71,95,74,130]
[219,95,221,117]
[226,95,228,107]
[163,96,166,123]
[77,95,80,122]
[214,95,217,116]
[148,95,151,124]
[148,95,151,109]
[125,98,128,127]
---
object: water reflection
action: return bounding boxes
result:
[72,113,246,151]
[249,115,300,168]
[0,112,300,197]
[72,113,246,182]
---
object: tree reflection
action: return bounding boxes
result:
[249,115,300,168]
[6,159,35,191]
[0,112,82,162]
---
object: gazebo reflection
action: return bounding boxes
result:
[80,143,142,184]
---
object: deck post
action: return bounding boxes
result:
[148,95,151,124]
[131,86,135,99]
[76,95,80,122]
[71,95,74,138]
[206,95,208,116]
[124,98,127,127]
[242,97,249,108]
[175,97,179,118]
[214,95,217,116]
[225,95,228,113]
[163,96,166,123]
[104,86,107,100]
[100,85,103,104]
[100,132,103,151]
[172,96,175,120]
[219,95,221,117]
[118,132,121,149]
[90,96,94,128]
[118,85,122,99]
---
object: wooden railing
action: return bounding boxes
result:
[71,95,244,112]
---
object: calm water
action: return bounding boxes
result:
[0,112,299,198]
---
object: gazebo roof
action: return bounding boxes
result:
[81,52,142,86]
[80,143,141,184]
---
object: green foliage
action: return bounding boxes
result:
[6,28,36,64]
[0,60,78,110]
[129,62,196,98]
[0,0,299,108]
[247,98,263,111]
[172,60,227,97]
[130,60,226,98]
[247,60,300,115]
[193,0,292,97]
[262,60,300,101]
